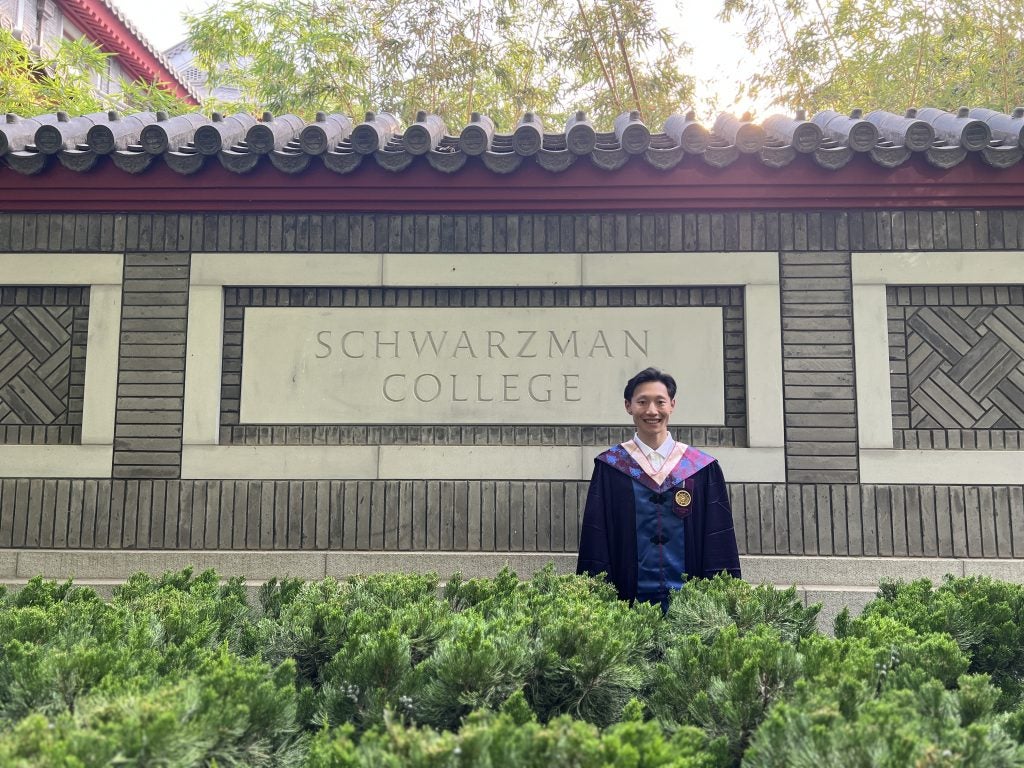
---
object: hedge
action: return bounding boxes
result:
[0,567,1023,766]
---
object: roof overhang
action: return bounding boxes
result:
[57,0,200,104]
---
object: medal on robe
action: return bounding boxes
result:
[672,486,693,520]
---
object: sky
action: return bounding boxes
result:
[110,0,775,120]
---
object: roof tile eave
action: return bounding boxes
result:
[3,106,1024,181]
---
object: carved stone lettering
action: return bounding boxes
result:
[239,308,725,425]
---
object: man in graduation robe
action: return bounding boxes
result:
[577,367,741,605]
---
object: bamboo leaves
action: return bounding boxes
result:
[717,0,1024,114]
[185,0,694,129]
[0,30,190,116]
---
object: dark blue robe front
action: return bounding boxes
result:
[576,443,741,602]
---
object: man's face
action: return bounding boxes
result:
[625,381,675,439]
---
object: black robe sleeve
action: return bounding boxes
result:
[576,461,638,601]
[694,460,742,579]
[577,462,612,578]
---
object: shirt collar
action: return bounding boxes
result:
[633,432,675,459]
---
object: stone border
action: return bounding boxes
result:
[852,251,1024,483]
[0,254,122,477]
[182,252,785,480]
[860,449,1024,485]
[179,444,785,483]
[4,549,1020,585]
[218,286,748,439]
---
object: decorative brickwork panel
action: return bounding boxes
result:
[729,483,1024,558]
[2,211,1022,256]
[0,477,590,552]
[780,253,858,483]
[2,478,1021,559]
[0,287,88,444]
[889,286,1024,448]
[112,254,189,480]
[219,286,747,447]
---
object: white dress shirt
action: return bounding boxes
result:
[633,433,675,471]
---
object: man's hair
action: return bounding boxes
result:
[623,367,677,401]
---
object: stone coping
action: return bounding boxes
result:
[1,550,1021,586]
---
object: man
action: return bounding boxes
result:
[577,367,741,605]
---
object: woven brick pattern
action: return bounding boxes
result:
[889,286,1024,448]
[0,287,88,445]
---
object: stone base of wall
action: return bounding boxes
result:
[4,550,1021,632]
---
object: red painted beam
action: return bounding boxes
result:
[56,0,198,104]
[2,152,1024,213]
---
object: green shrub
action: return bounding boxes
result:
[645,575,821,764]
[853,577,1024,709]
[2,567,1022,767]
[414,612,531,730]
[825,612,971,691]
[662,574,820,645]
[0,579,162,719]
[743,675,1024,768]
[0,649,303,767]
[306,697,728,768]
[649,624,802,763]
[522,571,660,726]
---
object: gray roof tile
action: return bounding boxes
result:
[3,106,1024,178]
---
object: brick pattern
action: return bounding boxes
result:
[889,286,1024,448]
[2,210,1024,559]
[780,253,857,483]
[1,478,1021,559]
[892,430,1022,450]
[220,286,747,446]
[730,483,1024,558]
[2,210,1024,255]
[217,425,744,449]
[0,212,852,254]
[0,287,88,445]
[112,254,189,479]
[0,478,588,552]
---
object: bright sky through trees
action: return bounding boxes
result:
[112,0,770,120]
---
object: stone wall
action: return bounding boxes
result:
[0,210,1022,599]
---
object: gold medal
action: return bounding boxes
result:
[674,489,692,507]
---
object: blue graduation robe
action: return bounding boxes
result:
[576,443,741,602]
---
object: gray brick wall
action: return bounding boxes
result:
[1,210,1023,558]
[1,478,1021,558]
[730,483,1024,558]
[0,211,1015,256]
[0,478,588,552]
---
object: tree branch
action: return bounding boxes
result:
[465,0,485,122]
[907,14,928,111]
[610,3,642,118]
[577,0,621,113]
[768,0,808,106]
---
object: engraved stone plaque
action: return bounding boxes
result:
[239,307,725,425]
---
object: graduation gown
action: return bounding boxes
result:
[576,442,741,602]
